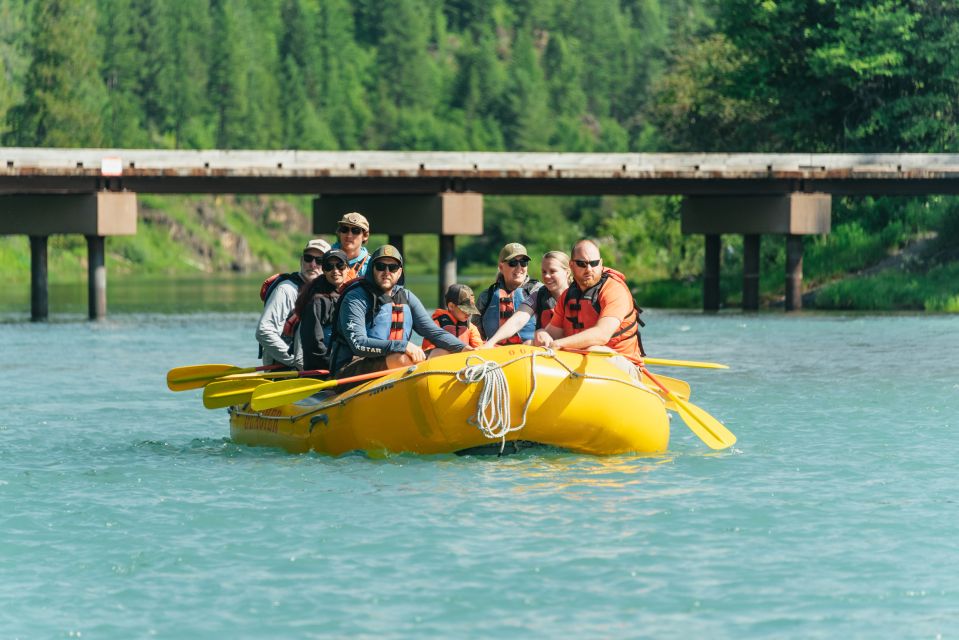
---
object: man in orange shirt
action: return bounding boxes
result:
[534,239,644,375]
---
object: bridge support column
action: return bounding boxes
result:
[742,234,760,311]
[439,235,456,303]
[30,235,49,322]
[387,235,404,257]
[703,234,720,311]
[86,235,107,320]
[785,234,804,311]
[682,193,831,312]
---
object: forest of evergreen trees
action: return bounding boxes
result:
[3,0,959,309]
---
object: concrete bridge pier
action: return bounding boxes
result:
[314,193,483,305]
[30,235,49,321]
[682,194,831,311]
[1,193,137,320]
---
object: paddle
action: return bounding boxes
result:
[249,367,410,411]
[202,369,331,409]
[640,366,736,450]
[203,377,275,409]
[167,363,285,391]
[644,357,728,370]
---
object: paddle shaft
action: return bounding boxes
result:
[557,347,726,370]
[175,363,284,384]
[640,365,734,449]
[249,365,412,411]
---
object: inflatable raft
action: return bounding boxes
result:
[228,345,670,456]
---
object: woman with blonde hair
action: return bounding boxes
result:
[481,250,571,347]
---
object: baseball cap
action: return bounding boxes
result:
[370,244,404,267]
[445,284,480,316]
[498,242,530,263]
[336,211,370,232]
[321,249,348,265]
[304,238,331,254]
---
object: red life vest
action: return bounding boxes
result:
[560,268,645,360]
[258,272,304,359]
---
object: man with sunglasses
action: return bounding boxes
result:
[474,242,543,345]
[331,211,372,278]
[329,245,471,378]
[534,239,645,373]
[256,238,331,370]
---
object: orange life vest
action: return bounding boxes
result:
[560,268,645,360]
[422,309,472,351]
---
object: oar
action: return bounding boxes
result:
[202,369,331,409]
[640,371,690,410]
[644,357,728,370]
[556,347,726,370]
[203,378,275,409]
[640,366,736,450]
[250,367,410,412]
[167,363,285,391]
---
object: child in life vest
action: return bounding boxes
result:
[422,284,484,355]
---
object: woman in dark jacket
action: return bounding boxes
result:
[295,249,349,372]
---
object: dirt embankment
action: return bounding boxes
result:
[139,196,311,273]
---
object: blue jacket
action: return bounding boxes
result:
[329,275,467,375]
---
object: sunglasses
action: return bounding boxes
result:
[505,258,530,268]
[373,261,401,273]
[302,253,323,264]
[322,261,347,272]
[338,225,365,235]
[573,259,602,268]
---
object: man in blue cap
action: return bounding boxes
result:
[329,245,472,377]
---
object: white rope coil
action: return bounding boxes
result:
[455,353,543,452]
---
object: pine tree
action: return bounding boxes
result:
[6,0,108,147]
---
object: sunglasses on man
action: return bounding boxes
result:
[322,261,347,272]
[505,258,530,268]
[573,259,602,268]
[302,253,324,264]
[338,225,365,235]
[373,261,401,273]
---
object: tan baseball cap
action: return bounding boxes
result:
[445,284,480,316]
[498,242,530,263]
[336,211,370,232]
[303,238,331,254]
[370,244,403,267]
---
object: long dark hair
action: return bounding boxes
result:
[293,275,336,320]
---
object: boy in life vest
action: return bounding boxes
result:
[534,239,645,379]
[422,284,483,355]
[256,238,330,369]
[328,245,472,378]
[473,242,543,345]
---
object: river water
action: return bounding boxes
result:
[2,309,957,638]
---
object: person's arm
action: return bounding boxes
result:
[410,294,467,352]
[481,309,532,348]
[255,283,298,367]
[533,323,564,347]
[338,289,405,358]
[552,282,631,350]
[467,324,483,348]
[310,297,333,366]
[552,317,619,350]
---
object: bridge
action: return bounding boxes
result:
[4,148,959,319]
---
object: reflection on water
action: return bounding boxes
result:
[0,273,444,316]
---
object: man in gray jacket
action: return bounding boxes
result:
[256,238,330,369]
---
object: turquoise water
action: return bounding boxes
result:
[2,312,958,637]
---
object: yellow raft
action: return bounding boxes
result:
[228,345,670,456]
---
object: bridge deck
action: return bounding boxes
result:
[4,149,959,195]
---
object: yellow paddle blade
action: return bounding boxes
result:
[167,364,245,391]
[202,378,272,409]
[641,372,690,411]
[645,357,728,370]
[249,378,336,411]
[641,372,690,400]
[670,395,737,450]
